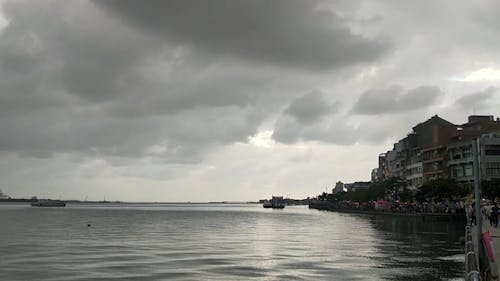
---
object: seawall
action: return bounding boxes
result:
[309,201,465,223]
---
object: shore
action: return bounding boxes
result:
[309,201,465,223]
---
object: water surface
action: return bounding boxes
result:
[0,203,464,280]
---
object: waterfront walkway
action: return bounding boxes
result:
[309,201,464,223]
[471,219,500,280]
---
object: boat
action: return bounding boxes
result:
[31,200,66,207]
[263,196,285,209]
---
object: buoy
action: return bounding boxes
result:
[87,224,91,227]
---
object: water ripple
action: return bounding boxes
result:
[0,203,464,281]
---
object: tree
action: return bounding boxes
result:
[482,179,500,200]
[415,178,467,202]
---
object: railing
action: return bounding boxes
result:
[465,223,481,281]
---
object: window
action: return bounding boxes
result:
[452,165,464,177]
[485,145,500,156]
[486,163,500,176]
[463,146,473,158]
[464,163,473,176]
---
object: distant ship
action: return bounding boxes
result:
[31,200,66,207]
[0,189,9,200]
[263,196,285,209]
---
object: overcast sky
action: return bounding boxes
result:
[1,0,500,202]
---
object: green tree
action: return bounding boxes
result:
[415,178,467,202]
[482,179,500,200]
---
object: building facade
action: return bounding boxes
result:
[375,115,500,190]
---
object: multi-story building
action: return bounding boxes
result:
[446,115,500,187]
[456,115,500,140]
[371,168,379,182]
[377,153,389,180]
[447,134,500,187]
[402,133,422,190]
[482,135,500,181]
[378,139,407,181]
[375,114,500,190]
[447,140,474,185]
[332,181,345,195]
[413,115,457,182]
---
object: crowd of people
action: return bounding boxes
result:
[327,199,467,214]
[471,202,500,227]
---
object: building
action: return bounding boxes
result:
[345,181,371,192]
[371,168,379,182]
[376,114,500,190]
[482,134,500,181]
[413,115,457,182]
[447,134,500,187]
[447,140,474,185]
[332,181,345,194]
[404,133,422,190]
[377,153,389,180]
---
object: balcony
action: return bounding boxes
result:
[422,156,444,164]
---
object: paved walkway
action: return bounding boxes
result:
[472,216,500,279]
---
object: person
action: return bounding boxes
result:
[492,203,499,228]
[470,202,476,226]
[486,205,494,227]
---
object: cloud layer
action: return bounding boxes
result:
[1,0,500,201]
[351,85,442,115]
[96,0,390,71]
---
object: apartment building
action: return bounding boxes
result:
[375,115,500,189]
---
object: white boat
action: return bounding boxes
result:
[263,196,285,209]
[31,200,66,207]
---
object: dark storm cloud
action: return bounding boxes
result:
[272,115,358,145]
[284,91,337,124]
[0,0,392,163]
[1,0,159,103]
[455,86,497,109]
[272,92,356,145]
[0,106,261,162]
[0,1,269,162]
[351,85,442,115]
[96,0,390,71]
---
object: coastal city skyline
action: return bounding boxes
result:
[1,0,500,202]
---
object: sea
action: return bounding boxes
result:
[0,203,464,281]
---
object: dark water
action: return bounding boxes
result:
[0,203,464,281]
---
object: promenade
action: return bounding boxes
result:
[309,201,465,223]
[471,218,500,280]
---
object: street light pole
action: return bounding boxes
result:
[472,137,482,264]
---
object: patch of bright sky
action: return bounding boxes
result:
[450,68,500,82]
[248,131,275,148]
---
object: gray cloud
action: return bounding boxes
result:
[284,91,337,124]
[272,92,356,145]
[0,0,391,165]
[96,0,390,71]
[0,1,274,162]
[272,115,359,145]
[1,0,159,103]
[455,86,497,110]
[351,85,442,115]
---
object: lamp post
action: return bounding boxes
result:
[472,137,482,264]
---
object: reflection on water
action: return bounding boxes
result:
[0,203,463,280]
[367,215,464,281]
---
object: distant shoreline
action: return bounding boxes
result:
[0,198,264,204]
[1,198,311,205]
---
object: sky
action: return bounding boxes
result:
[1,0,500,202]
